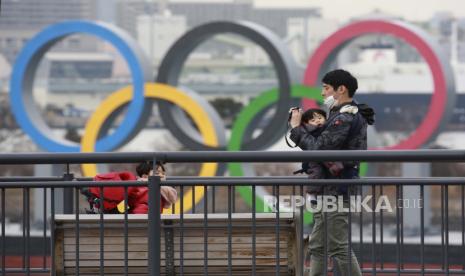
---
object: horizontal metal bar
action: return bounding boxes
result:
[360,268,465,274]
[154,257,291,261]
[2,177,465,188]
[3,268,50,273]
[162,177,465,186]
[160,224,294,229]
[56,222,293,230]
[0,176,64,182]
[2,268,464,274]
[0,181,146,188]
[75,176,314,182]
[0,152,156,164]
[76,177,94,181]
[0,150,465,164]
[168,176,465,181]
[160,150,465,163]
[169,176,312,181]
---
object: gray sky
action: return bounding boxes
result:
[254,0,465,22]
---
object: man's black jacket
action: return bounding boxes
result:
[289,101,375,195]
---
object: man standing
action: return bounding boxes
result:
[289,69,374,276]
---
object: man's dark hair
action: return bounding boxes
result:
[322,69,358,97]
[136,161,165,177]
[301,108,326,124]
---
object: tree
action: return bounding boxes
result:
[209,98,243,127]
[64,126,81,143]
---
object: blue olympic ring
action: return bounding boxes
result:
[10,20,151,152]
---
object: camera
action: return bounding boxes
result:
[285,107,302,148]
[288,107,301,121]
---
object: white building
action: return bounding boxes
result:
[344,47,465,93]
[286,17,340,65]
[0,54,11,93]
[136,11,187,64]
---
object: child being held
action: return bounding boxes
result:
[293,108,344,204]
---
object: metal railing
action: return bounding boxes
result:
[0,150,464,275]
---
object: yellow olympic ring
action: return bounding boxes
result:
[80,83,218,214]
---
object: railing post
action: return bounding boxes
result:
[148,174,161,276]
[63,171,74,214]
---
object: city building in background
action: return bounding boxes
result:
[136,11,187,65]
[2,0,465,147]
[116,0,320,40]
[0,0,97,64]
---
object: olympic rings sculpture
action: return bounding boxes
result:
[10,19,455,215]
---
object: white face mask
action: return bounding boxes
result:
[323,95,336,110]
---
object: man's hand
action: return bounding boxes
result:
[324,162,344,176]
[290,109,302,128]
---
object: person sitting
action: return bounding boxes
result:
[130,161,177,212]
[83,161,177,214]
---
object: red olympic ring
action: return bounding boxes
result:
[303,20,455,150]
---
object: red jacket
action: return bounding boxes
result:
[90,171,166,214]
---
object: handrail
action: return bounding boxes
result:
[0,149,464,164]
